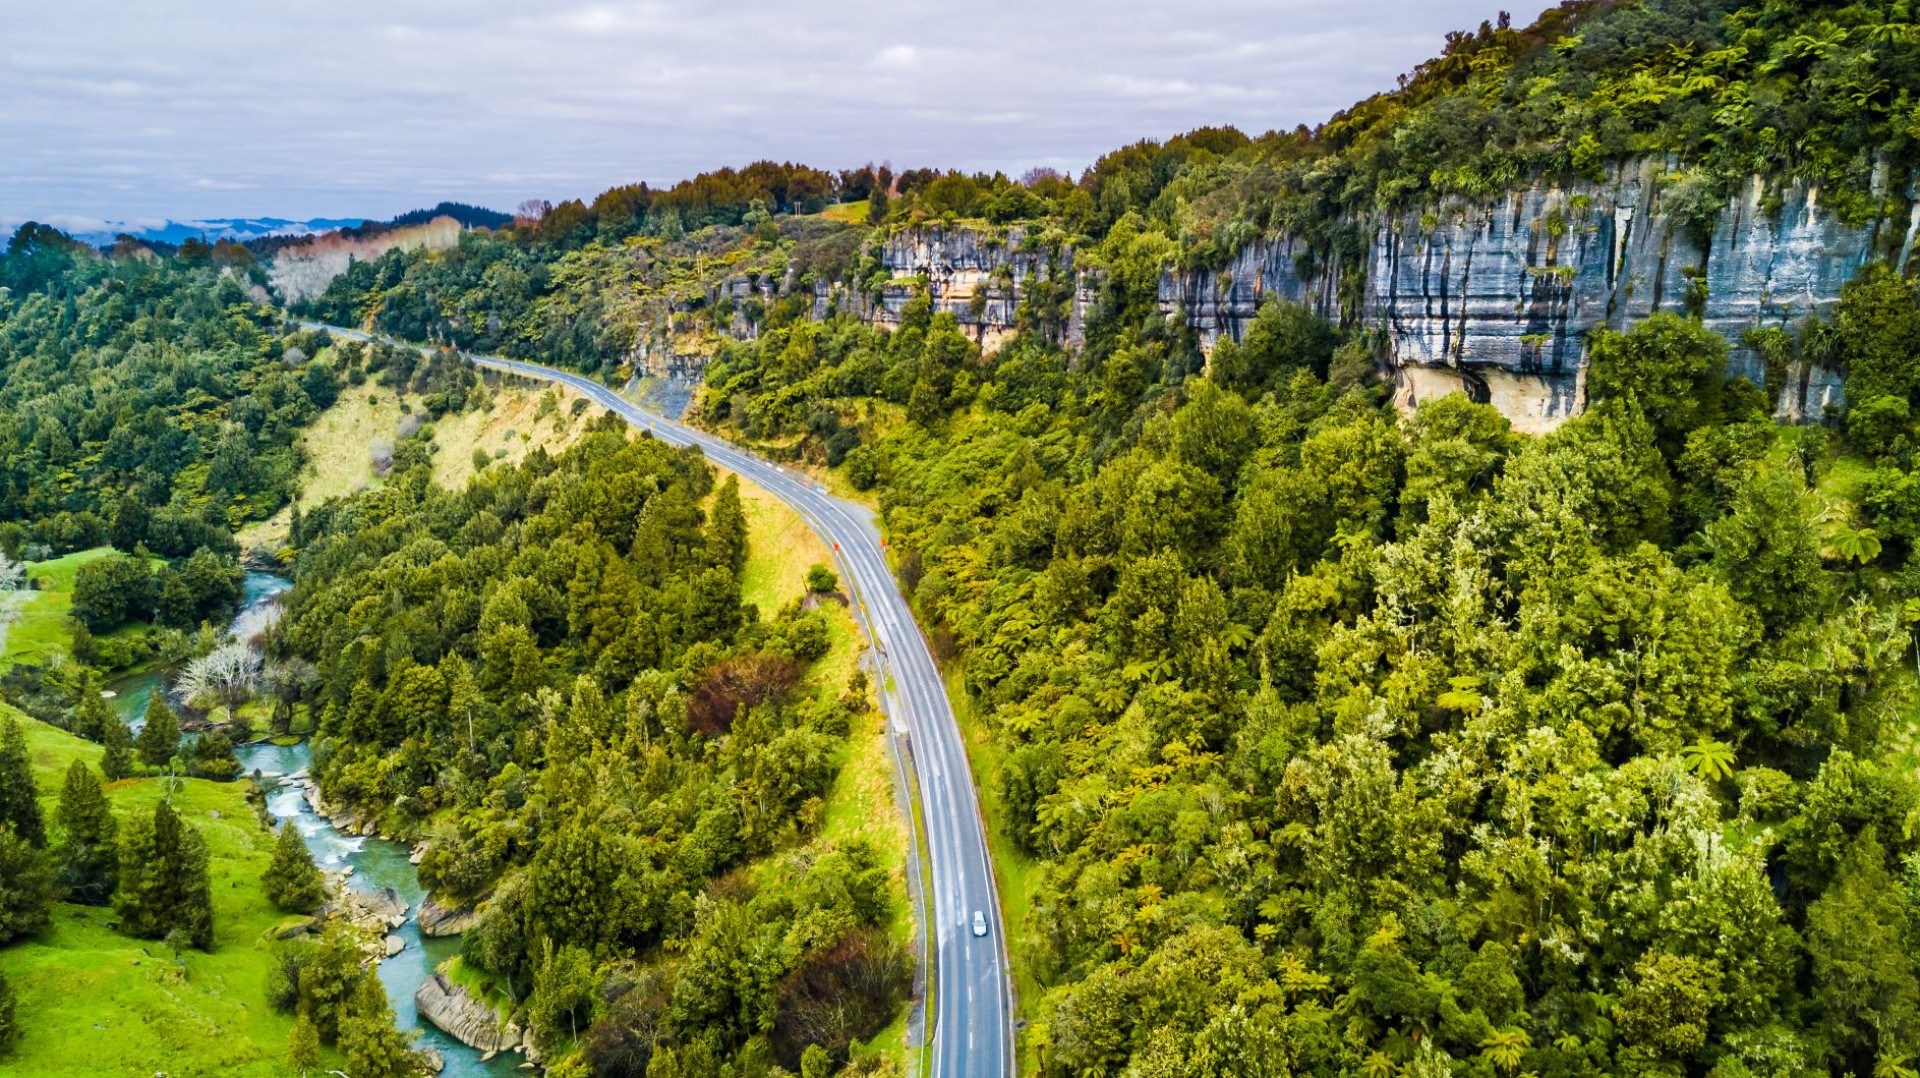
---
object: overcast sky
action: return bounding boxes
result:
[4,0,1508,229]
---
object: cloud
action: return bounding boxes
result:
[872,45,918,70]
[1,0,1500,222]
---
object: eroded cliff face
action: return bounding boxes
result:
[268,216,465,304]
[1165,160,1912,431]
[640,227,1085,376]
[847,164,1904,431]
[814,226,1088,350]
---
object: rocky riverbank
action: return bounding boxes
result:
[415,972,523,1055]
[260,762,526,1074]
[417,895,480,937]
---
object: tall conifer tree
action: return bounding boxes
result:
[136,693,179,771]
[0,719,43,848]
[115,799,213,950]
[54,761,117,905]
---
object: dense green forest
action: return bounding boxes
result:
[274,421,909,1075]
[698,246,1920,1077]
[0,224,342,556]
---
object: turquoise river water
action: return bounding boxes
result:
[109,572,520,1077]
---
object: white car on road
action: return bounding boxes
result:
[972,910,988,937]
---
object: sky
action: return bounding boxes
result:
[4,0,1508,230]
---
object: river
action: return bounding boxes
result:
[110,572,520,1077]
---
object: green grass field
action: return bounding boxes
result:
[817,200,869,225]
[3,549,114,672]
[0,709,329,1077]
[4,548,177,677]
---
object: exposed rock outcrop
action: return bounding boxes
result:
[415,971,521,1054]
[1164,159,1898,430]
[326,879,407,933]
[417,895,480,937]
[834,165,1905,431]
[860,227,1084,351]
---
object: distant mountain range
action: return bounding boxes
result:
[24,216,371,248]
[6,203,514,249]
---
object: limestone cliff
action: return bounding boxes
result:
[1164,159,1909,431]
[806,226,1087,351]
[817,163,1907,431]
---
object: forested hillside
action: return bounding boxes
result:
[268,3,1920,1075]
[695,223,1920,1077]
[0,224,336,556]
[274,422,911,1075]
[0,226,388,1074]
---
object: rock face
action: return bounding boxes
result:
[268,216,464,304]
[327,881,407,932]
[416,895,480,937]
[837,167,1906,430]
[805,226,1087,352]
[1164,159,1911,431]
[844,164,1908,431]
[415,971,521,1054]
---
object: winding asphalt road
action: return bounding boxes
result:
[304,324,1015,1078]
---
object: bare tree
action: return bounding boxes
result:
[176,642,263,723]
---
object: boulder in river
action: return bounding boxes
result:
[415,971,521,1053]
[384,934,405,957]
[328,884,408,933]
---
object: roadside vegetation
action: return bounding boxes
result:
[274,418,914,1076]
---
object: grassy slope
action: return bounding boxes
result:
[0,710,329,1077]
[4,548,171,676]
[238,366,594,550]
[734,476,835,616]
[427,384,593,492]
[817,201,870,225]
